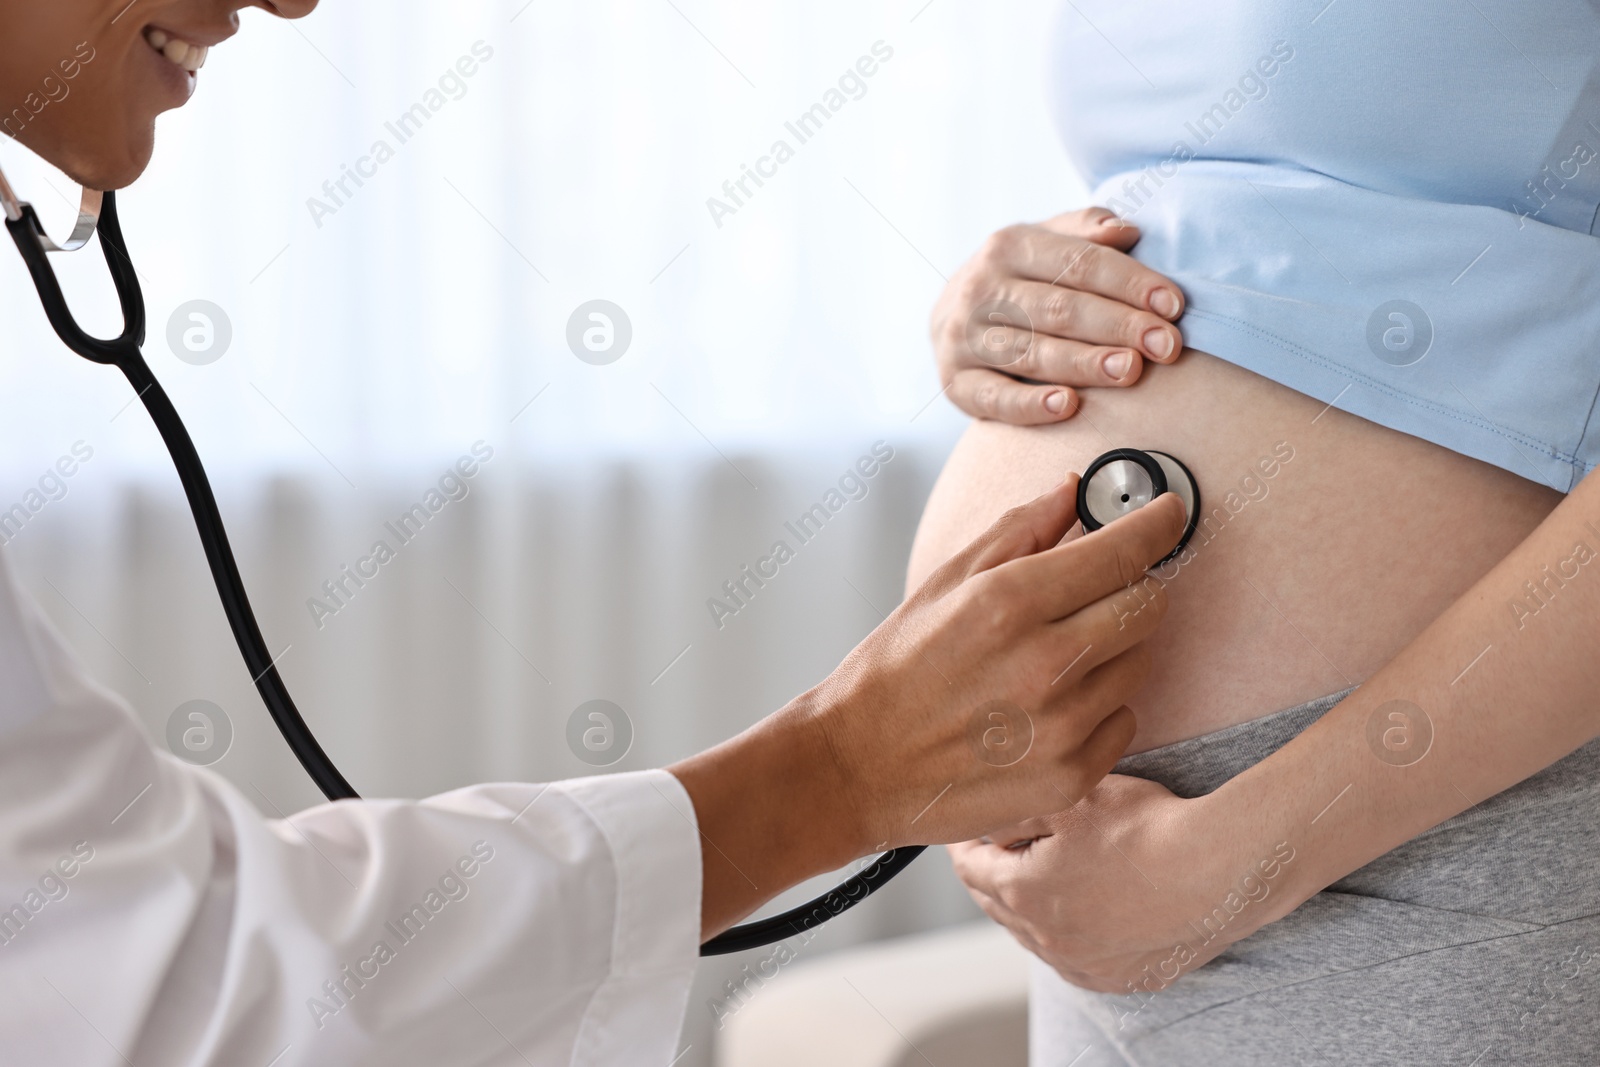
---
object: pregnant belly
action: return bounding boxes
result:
[907,350,1562,752]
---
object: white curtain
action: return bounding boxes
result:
[0,2,1090,1062]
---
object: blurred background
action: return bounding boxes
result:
[0,1,1092,1062]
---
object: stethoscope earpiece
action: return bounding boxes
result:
[0,162,103,252]
[1077,447,1200,564]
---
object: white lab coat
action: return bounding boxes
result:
[0,551,703,1066]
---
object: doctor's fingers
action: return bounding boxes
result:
[1029,644,1146,775]
[998,491,1185,626]
[931,475,1083,590]
[1029,577,1167,706]
[1036,693,1139,807]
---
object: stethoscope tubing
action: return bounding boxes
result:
[7,191,357,801]
[6,187,913,956]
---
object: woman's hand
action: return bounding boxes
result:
[949,775,1296,994]
[931,208,1186,425]
[673,478,1190,937]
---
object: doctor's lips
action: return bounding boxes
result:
[142,28,213,74]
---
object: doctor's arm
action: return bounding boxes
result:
[0,481,1185,1067]
[951,463,1600,991]
[671,477,1190,939]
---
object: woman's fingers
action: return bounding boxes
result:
[997,280,1182,365]
[933,209,1189,425]
[945,367,1081,426]
[1039,206,1142,252]
[948,844,1009,902]
[971,813,1059,850]
[983,222,1184,326]
[969,328,1145,388]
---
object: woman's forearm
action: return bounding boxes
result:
[1218,464,1600,921]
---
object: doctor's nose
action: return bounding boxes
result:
[249,0,320,19]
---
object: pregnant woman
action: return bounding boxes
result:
[910,2,1600,1064]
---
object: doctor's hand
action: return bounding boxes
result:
[672,478,1189,937]
[806,479,1186,850]
[949,774,1291,994]
[931,208,1185,425]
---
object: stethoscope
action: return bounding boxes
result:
[1078,448,1200,563]
[2,171,1200,956]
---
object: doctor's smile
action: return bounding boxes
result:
[4,0,1600,1065]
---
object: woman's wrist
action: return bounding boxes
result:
[1182,476,1600,946]
[1187,774,1322,936]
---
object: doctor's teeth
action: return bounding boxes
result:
[146,30,208,72]
[163,39,208,72]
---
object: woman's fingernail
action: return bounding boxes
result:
[1044,390,1069,413]
[1105,351,1134,381]
[1098,215,1125,227]
[1142,328,1175,359]
[1150,288,1181,318]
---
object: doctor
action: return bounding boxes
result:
[0,1,1188,1064]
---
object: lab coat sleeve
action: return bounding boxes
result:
[0,554,703,1067]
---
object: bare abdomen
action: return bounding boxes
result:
[908,350,1560,751]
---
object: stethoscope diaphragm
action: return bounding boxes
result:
[1077,448,1200,564]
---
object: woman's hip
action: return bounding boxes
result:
[1029,688,1600,1066]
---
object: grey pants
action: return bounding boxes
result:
[1031,689,1600,1067]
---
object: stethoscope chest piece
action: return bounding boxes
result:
[1077,448,1200,564]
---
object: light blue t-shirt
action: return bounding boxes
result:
[1049,0,1600,491]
